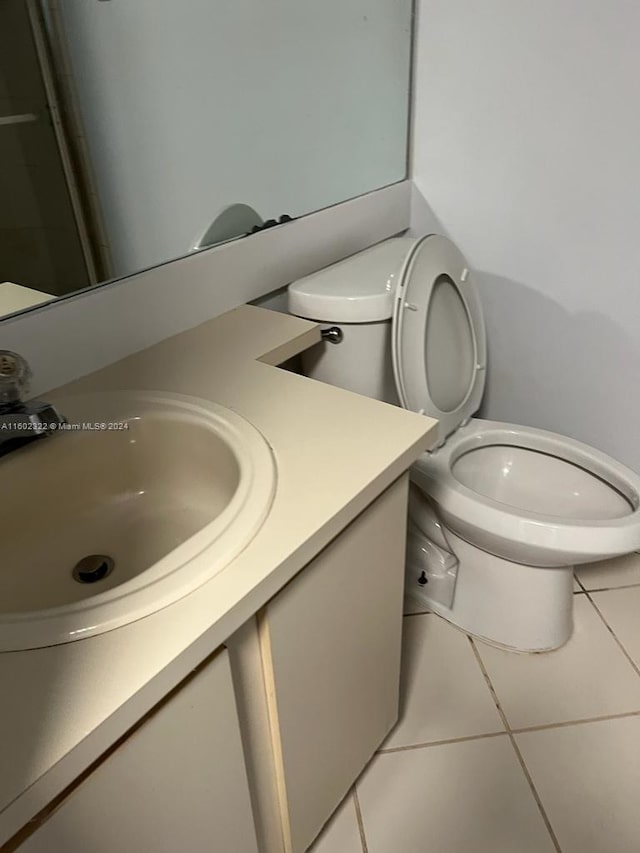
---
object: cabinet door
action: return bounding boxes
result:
[260,475,408,853]
[18,649,259,853]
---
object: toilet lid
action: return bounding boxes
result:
[392,235,487,441]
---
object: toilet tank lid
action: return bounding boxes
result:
[288,237,416,322]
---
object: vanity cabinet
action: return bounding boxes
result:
[10,476,409,853]
[15,649,259,853]
[236,475,409,853]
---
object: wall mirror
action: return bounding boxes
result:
[0,0,413,319]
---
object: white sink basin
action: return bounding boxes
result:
[0,391,276,651]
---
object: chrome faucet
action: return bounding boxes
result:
[0,351,66,458]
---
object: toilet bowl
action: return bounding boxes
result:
[288,235,640,651]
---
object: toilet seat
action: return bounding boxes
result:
[392,235,486,441]
[411,418,640,567]
[392,235,640,565]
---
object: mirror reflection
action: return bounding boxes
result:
[0,0,412,317]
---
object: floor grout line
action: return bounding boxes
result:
[584,592,640,679]
[512,708,640,734]
[352,787,369,853]
[505,733,563,853]
[577,581,640,592]
[378,730,506,754]
[375,706,640,757]
[468,637,510,730]
[469,636,563,853]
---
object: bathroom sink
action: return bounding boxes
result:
[0,391,276,651]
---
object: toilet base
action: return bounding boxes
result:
[406,528,574,652]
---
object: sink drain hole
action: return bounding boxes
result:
[72,555,115,584]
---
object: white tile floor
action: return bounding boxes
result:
[310,552,640,853]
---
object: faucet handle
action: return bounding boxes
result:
[0,351,32,405]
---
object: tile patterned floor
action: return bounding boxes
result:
[310,554,640,853]
[575,552,640,590]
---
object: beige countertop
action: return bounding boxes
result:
[0,283,53,319]
[0,305,438,845]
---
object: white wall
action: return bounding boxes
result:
[411,0,640,471]
[56,0,412,278]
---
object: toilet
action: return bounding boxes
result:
[288,235,640,652]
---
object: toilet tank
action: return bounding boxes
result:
[288,238,414,404]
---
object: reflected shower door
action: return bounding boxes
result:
[0,0,92,298]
